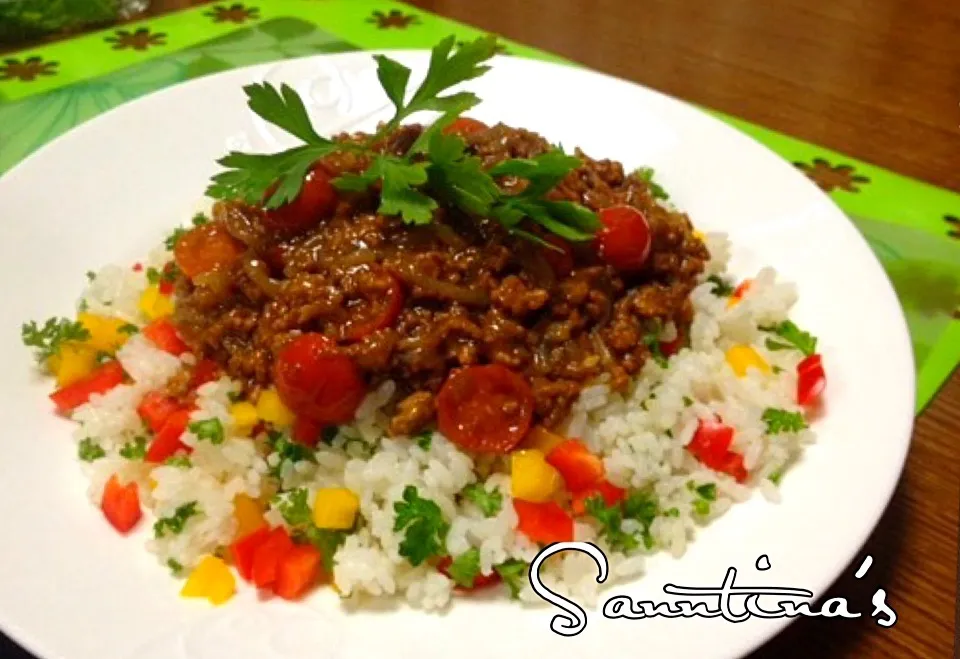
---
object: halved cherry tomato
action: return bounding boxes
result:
[595,205,652,272]
[571,479,627,516]
[541,234,574,278]
[436,556,502,592]
[262,163,337,235]
[145,408,192,463]
[137,391,181,433]
[174,222,245,279]
[513,500,574,545]
[686,418,748,483]
[797,353,826,406]
[275,333,366,425]
[545,439,605,492]
[251,526,295,589]
[50,360,125,414]
[340,267,405,341]
[101,474,141,533]
[442,117,488,137]
[231,526,272,582]
[189,358,220,390]
[291,416,322,447]
[274,544,323,600]
[143,318,189,356]
[436,364,535,454]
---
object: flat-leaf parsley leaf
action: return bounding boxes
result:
[393,485,449,566]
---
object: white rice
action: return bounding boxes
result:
[69,230,816,610]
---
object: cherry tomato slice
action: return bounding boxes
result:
[595,205,652,272]
[436,364,534,454]
[442,117,488,137]
[263,163,337,234]
[340,267,405,342]
[274,333,367,425]
[174,222,245,279]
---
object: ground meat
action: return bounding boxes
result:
[173,122,709,437]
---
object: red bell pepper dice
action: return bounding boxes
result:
[50,361,125,414]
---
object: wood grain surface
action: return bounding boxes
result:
[2,1,958,658]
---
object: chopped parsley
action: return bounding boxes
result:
[119,436,148,460]
[761,408,808,434]
[460,483,503,517]
[762,320,817,356]
[299,525,348,573]
[206,36,600,245]
[154,502,200,538]
[273,488,312,526]
[85,270,96,282]
[118,323,139,335]
[494,559,528,599]
[642,324,669,368]
[690,481,717,516]
[695,483,717,501]
[634,166,669,200]
[447,548,482,588]
[393,485,449,566]
[164,217,204,250]
[191,213,209,227]
[682,395,694,407]
[77,438,105,462]
[414,431,433,451]
[664,507,681,517]
[189,418,225,445]
[165,455,192,468]
[585,489,659,552]
[21,317,90,363]
[266,430,317,478]
[706,275,734,297]
[769,468,785,485]
[167,559,184,576]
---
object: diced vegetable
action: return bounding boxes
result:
[230,526,271,581]
[50,343,98,387]
[725,344,771,377]
[101,474,141,533]
[510,449,562,503]
[50,360,125,414]
[233,493,267,538]
[797,353,826,406]
[189,359,220,390]
[274,544,323,600]
[520,425,566,454]
[312,488,360,530]
[686,418,748,483]
[145,408,192,463]
[442,117,489,136]
[256,387,296,427]
[174,222,245,278]
[180,555,236,605]
[77,312,130,353]
[142,318,189,356]
[252,526,295,588]
[513,500,574,545]
[137,391,181,433]
[229,401,259,436]
[726,279,752,308]
[545,439,605,492]
[571,479,627,516]
[138,284,174,320]
[436,364,535,454]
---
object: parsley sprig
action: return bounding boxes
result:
[21,317,90,363]
[762,320,817,356]
[393,485,449,566]
[205,35,600,244]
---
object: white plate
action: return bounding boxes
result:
[0,52,914,659]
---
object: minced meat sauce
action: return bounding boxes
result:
[172,122,709,438]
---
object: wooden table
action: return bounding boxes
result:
[4,1,959,657]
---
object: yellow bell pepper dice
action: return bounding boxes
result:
[521,426,566,455]
[256,388,295,427]
[233,493,266,538]
[181,556,235,605]
[229,402,259,436]
[139,284,174,321]
[510,449,562,503]
[693,230,706,242]
[50,343,99,388]
[725,345,771,377]
[312,488,360,530]
[78,312,129,353]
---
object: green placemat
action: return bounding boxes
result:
[1,0,957,412]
